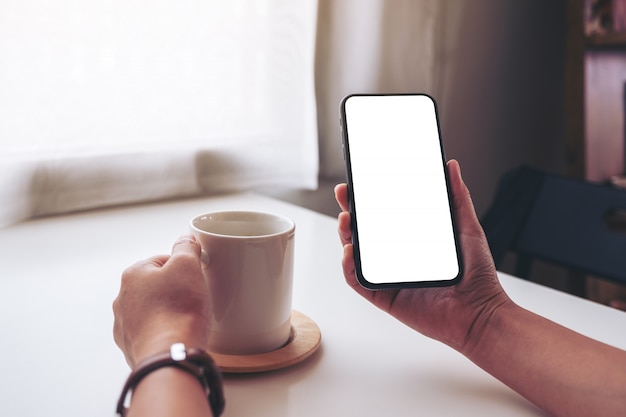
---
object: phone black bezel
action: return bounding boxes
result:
[340,93,463,290]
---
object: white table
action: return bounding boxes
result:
[1,193,625,417]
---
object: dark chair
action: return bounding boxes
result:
[481,166,626,297]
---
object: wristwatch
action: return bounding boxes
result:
[116,343,225,416]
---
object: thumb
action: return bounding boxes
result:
[171,235,202,258]
[447,159,484,236]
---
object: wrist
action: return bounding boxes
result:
[131,324,209,368]
[117,343,225,417]
[132,336,206,367]
[461,296,517,363]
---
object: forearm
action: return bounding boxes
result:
[127,367,213,417]
[466,301,626,417]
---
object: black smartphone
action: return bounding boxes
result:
[340,93,462,289]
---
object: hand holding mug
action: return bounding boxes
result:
[112,236,210,367]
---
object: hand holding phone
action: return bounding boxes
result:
[340,94,462,289]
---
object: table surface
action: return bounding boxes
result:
[1,192,625,417]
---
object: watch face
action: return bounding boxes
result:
[170,342,188,360]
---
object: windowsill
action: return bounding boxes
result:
[257,177,342,219]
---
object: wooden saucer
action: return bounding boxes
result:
[209,310,321,373]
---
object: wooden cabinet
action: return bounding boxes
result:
[565,0,626,305]
[566,0,626,181]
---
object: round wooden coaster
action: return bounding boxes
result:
[209,310,321,373]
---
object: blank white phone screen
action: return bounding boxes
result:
[343,95,460,285]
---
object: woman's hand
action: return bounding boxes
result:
[335,159,511,352]
[113,235,211,367]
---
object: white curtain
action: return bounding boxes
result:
[0,0,452,227]
[315,0,450,179]
[0,0,319,227]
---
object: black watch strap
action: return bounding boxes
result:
[116,343,225,416]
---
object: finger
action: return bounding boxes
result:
[337,211,352,246]
[341,243,357,286]
[341,243,377,303]
[122,254,170,278]
[147,254,171,267]
[171,234,201,257]
[446,160,483,236]
[334,183,350,212]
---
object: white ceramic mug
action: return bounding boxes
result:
[190,211,295,355]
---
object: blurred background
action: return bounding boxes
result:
[2,0,626,304]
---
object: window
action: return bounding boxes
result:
[0,0,319,226]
